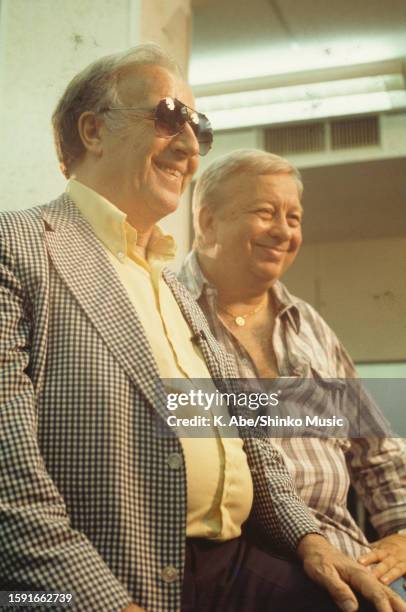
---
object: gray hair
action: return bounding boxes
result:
[52,43,182,177]
[192,148,303,247]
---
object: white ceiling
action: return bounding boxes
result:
[190,0,406,85]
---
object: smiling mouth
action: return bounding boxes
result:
[258,244,287,253]
[256,244,287,260]
[154,160,183,180]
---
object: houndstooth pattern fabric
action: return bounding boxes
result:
[0,194,320,612]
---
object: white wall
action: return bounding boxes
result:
[0,0,141,211]
[196,127,263,175]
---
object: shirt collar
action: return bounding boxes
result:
[178,250,209,300]
[66,178,176,265]
[270,281,301,334]
[179,250,301,334]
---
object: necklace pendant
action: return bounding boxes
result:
[235,316,246,327]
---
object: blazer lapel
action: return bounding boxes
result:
[163,268,238,381]
[42,194,168,417]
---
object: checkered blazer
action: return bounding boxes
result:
[0,194,319,612]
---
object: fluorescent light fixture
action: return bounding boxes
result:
[196,75,406,130]
[189,39,404,86]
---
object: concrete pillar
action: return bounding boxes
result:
[0,0,192,265]
[139,0,191,76]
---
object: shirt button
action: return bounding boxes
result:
[167,453,182,470]
[117,251,126,261]
[161,565,179,583]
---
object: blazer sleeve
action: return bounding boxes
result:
[243,437,323,552]
[0,230,132,611]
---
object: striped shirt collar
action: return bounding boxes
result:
[179,250,302,334]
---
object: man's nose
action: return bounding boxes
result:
[268,215,291,240]
[171,122,200,157]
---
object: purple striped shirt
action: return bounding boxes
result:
[179,250,406,558]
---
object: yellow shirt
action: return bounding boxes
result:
[66,178,253,540]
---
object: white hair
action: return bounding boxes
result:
[192,148,303,248]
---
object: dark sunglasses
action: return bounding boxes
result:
[100,96,213,156]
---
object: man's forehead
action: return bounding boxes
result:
[235,173,299,197]
[219,172,302,215]
[117,63,194,108]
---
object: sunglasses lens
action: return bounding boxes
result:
[154,98,185,137]
[185,110,213,156]
[194,113,213,156]
[154,98,213,156]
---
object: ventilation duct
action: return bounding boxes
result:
[265,115,380,156]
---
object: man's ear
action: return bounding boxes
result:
[198,205,217,248]
[77,111,104,157]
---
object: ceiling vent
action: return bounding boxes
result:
[265,114,380,156]
[265,122,325,155]
[330,116,380,149]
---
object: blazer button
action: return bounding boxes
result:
[161,565,179,583]
[167,453,182,470]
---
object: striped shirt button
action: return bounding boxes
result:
[161,565,179,583]
[167,453,182,470]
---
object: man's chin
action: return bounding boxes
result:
[146,190,180,220]
[252,263,282,285]
[161,195,180,216]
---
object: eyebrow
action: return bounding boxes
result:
[250,199,304,213]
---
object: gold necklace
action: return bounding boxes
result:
[218,298,267,327]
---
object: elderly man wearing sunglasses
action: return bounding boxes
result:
[1,45,405,612]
